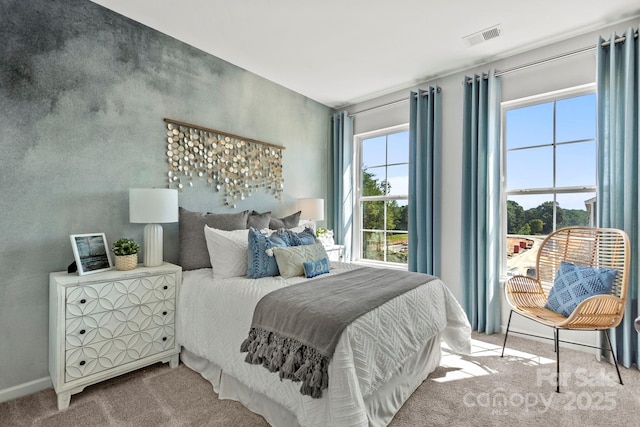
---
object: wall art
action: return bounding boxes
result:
[164,118,285,207]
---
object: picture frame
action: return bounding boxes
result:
[70,233,113,275]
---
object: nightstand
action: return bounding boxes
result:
[49,262,182,410]
[323,244,345,262]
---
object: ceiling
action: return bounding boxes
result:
[91,1,640,108]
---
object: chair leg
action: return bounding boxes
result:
[554,328,560,393]
[604,329,623,385]
[501,310,513,357]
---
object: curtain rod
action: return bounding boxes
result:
[474,30,638,82]
[348,87,440,117]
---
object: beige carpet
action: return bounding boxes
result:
[2,332,639,426]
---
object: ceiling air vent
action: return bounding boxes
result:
[463,24,502,46]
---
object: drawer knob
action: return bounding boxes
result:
[79,329,86,335]
[80,299,86,304]
[163,285,168,290]
[162,311,167,316]
[162,337,167,341]
[79,360,86,366]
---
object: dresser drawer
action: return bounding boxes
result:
[65,300,176,349]
[66,274,176,318]
[64,325,175,381]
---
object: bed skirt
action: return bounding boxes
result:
[180,332,443,427]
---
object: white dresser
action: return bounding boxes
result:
[49,263,182,410]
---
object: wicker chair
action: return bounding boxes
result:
[501,227,630,392]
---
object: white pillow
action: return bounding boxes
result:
[203,226,249,277]
[271,243,328,278]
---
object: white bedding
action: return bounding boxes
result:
[177,263,471,426]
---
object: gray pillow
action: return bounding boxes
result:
[248,211,271,230]
[179,207,249,270]
[269,211,301,230]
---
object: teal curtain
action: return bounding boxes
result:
[596,28,639,368]
[331,111,354,260]
[408,87,442,275]
[461,72,502,334]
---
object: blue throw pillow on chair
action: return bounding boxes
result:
[544,261,618,317]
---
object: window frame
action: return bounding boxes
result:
[500,83,596,276]
[353,123,410,267]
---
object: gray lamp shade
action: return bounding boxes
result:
[129,189,178,224]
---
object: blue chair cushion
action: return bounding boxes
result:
[544,261,618,317]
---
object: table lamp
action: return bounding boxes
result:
[297,198,325,223]
[129,188,178,267]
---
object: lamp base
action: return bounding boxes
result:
[143,223,164,267]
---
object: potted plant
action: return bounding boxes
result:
[112,238,140,271]
[315,228,334,246]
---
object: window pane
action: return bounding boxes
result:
[506,234,540,277]
[387,131,409,165]
[386,164,408,196]
[505,91,596,278]
[556,193,595,228]
[556,94,596,142]
[556,141,595,187]
[506,195,549,276]
[362,167,385,196]
[363,231,385,261]
[387,200,408,231]
[387,232,408,264]
[505,102,553,149]
[358,127,411,265]
[506,146,553,190]
[362,200,384,230]
[362,135,386,168]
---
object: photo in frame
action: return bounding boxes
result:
[70,233,113,275]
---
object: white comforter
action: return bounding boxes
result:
[177,263,471,426]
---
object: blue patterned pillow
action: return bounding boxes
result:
[247,227,317,279]
[247,228,282,279]
[303,257,330,279]
[544,261,618,317]
[271,227,316,246]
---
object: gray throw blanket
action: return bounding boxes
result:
[240,267,437,398]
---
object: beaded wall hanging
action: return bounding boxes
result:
[163,118,285,207]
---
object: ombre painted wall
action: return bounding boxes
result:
[0,0,332,396]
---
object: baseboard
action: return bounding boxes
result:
[0,377,52,404]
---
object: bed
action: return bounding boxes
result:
[174,208,471,426]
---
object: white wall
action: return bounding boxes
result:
[346,17,639,347]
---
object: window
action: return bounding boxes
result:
[503,85,596,276]
[355,126,409,265]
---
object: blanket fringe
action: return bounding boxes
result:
[240,327,328,398]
